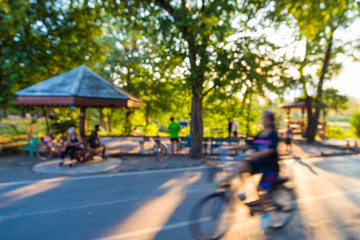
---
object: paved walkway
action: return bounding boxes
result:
[0,138,357,183]
[32,156,121,175]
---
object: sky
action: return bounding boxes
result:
[327,19,360,98]
[328,60,360,98]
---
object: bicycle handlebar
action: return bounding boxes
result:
[205,149,248,185]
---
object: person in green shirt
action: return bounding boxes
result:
[168,117,181,154]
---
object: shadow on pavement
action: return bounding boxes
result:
[312,156,360,179]
[293,155,318,175]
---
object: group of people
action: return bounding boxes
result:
[60,114,292,177]
[59,124,102,167]
[227,118,239,138]
[167,114,293,156]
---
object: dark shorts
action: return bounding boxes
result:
[248,159,279,174]
[170,138,179,142]
[91,143,100,148]
[285,138,291,145]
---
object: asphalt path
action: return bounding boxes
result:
[1,154,360,240]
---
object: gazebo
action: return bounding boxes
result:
[15,65,142,138]
[279,99,327,138]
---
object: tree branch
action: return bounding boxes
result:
[202,85,215,97]
[153,0,178,21]
[184,0,193,15]
[316,34,333,102]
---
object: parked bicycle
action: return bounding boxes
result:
[153,136,167,161]
[189,152,295,240]
[36,135,66,160]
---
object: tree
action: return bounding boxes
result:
[268,0,360,142]
[98,13,187,135]
[0,0,104,114]
[101,1,290,157]
[203,36,288,137]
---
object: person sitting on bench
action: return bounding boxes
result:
[60,127,82,167]
[89,124,101,148]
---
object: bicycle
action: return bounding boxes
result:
[153,136,167,161]
[189,151,295,240]
[36,135,66,160]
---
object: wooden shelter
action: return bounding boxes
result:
[279,99,327,138]
[15,65,142,138]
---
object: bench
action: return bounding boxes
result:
[73,137,106,162]
[179,137,209,154]
[210,138,241,154]
[180,137,191,150]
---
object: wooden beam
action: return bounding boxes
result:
[80,107,86,140]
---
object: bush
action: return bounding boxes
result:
[326,126,346,139]
[350,111,360,138]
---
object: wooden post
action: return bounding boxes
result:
[80,107,86,139]
[323,109,327,138]
[287,109,290,121]
[301,108,305,136]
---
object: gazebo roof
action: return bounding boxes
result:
[15,65,142,108]
[278,100,306,109]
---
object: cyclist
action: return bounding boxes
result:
[225,111,279,201]
[59,127,83,167]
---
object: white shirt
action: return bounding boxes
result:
[232,121,238,131]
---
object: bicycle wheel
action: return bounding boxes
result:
[36,143,53,160]
[189,192,232,240]
[153,144,167,161]
[267,185,296,229]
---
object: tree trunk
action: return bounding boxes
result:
[43,108,50,134]
[245,88,253,137]
[100,109,107,131]
[145,110,150,135]
[28,116,36,138]
[190,87,203,158]
[80,107,86,140]
[107,109,113,133]
[124,109,133,136]
[305,35,333,142]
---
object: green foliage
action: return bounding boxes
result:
[326,125,346,139]
[0,123,22,135]
[49,119,78,137]
[322,88,348,111]
[350,110,360,138]
[45,107,80,137]
[0,0,105,111]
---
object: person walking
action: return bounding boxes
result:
[232,119,239,138]
[168,117,181,154]
[285,124,293,152]
[227,118,232,138]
